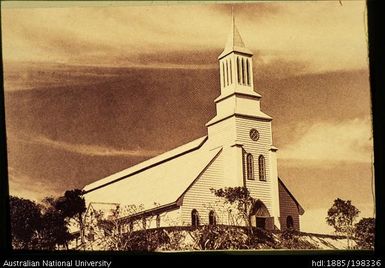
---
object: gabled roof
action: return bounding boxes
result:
[278,177,305,215]
[83,136,207,192]
[83,136,222,211]
[218,16,253,59]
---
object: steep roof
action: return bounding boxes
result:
[83,136,207,192]
[218,16,253,59]
[278,177,305,215]
[83,136,222,211]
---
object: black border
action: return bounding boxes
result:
[0,0,384,265]
[368,0,385,254]
[0,0,11,253]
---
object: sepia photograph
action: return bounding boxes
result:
[1,0,377,253]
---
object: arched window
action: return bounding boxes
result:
[258,155,266,181]
[229,60,232,84]
[242,58,245,84]
[246,59,250,85]
[286,216,294,229]
[237,57,241,84]
[156,215,161,228]
[209,210,216,226]
[191,209,200,227]
[246,154,254,180]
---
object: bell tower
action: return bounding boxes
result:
[218,14,255,96]
[206,13,281,230]
[206,14,271,128]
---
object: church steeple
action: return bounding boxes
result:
[216,13,258,99]
[206,13,271,127]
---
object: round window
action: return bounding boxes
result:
[249,128,260,141]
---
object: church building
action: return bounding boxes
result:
[82,18,304,233]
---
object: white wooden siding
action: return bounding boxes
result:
[180,151,225,225]
[207,116,237,149]
[235,117,274,214]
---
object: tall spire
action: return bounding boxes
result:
[218,7,253,59]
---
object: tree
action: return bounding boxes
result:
[9,196,42,249]
[326,198,360,249]
[54,189,86,245]
[39,208,72,250]
[354,217,375,250]
[36,189,86,250]
[211,187,256,232]
[86,203,147,250]
[10,190,86,250]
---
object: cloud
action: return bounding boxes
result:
[13,134,161,157]
[278,118,373,163]
[2,2,368,73]
[7,167,61,202]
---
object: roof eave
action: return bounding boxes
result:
[218,48,254,60]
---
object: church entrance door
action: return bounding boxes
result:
[250,200,270,229]
[256,217,266,229]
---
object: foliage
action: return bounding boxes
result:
[86,203,148,250]
[326,198,360,233]
[55,189,86,219]
[9,196,42,249]
[37,192,85,250]
[38,208,73,250]
[354,217,375,250]
[249,228,277,248]
[188,225,248,250]
[55,189,86,244]
[278,229,318,250]
[326,198,360,249]
[159,229,185,251]
[123,229,170,251]
[211,187,256,229]
[9,189,86,250]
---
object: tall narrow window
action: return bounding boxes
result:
[226,60,228,85]
[237,57,241,84]
[242,58,245,85]
[209,211,216,226]
[142,217,147,229]
[246,154,254,180]
[246,59,250,85]
[222,62,225,87]
[229,60,232,84]
[191,209,200,227]
[258,155,266,181]
[156,215,161,228]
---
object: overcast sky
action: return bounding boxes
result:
[2,1,373,234]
